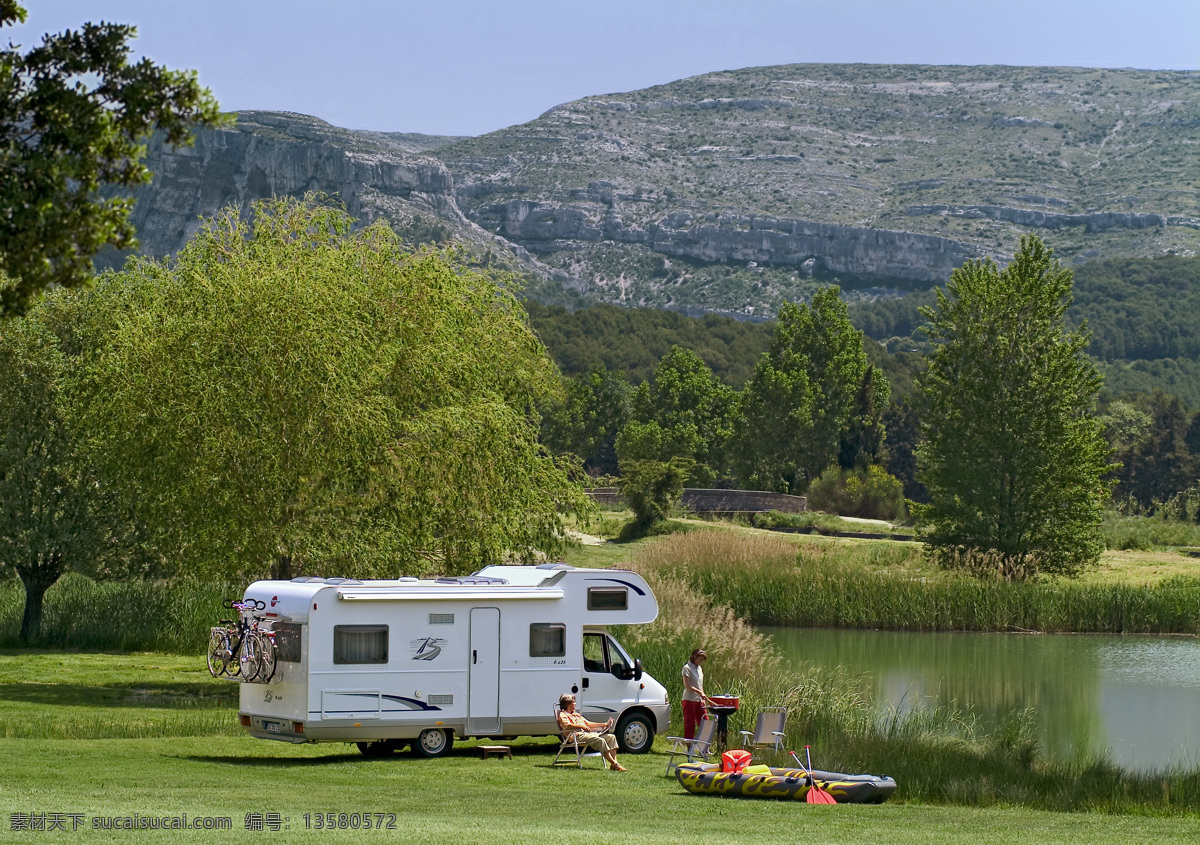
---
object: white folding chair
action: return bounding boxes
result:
[664,714,718,775]
[551,706,606,769]
[739,706,787,754]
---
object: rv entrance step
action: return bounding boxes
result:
[478,745,513,760]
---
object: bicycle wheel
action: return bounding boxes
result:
[226,633,243,677]
[256,632,277,683]
[240,629,263,682]
[206,628,229,677]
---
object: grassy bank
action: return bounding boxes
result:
[630,531,1200,633]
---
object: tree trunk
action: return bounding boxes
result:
[271,554,293,581]
[18,551,62,644]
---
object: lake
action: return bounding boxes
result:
[763,627,1200,770]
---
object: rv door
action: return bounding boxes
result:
[467,607,501,735]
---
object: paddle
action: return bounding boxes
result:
[804,745,837,804]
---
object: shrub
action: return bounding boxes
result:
[617,457,692,526]
[806,465,906,520]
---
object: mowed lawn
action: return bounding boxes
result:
[3,653,1200,844]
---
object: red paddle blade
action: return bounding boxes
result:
[807,784,837,804]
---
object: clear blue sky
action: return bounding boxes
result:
[11,0,1200,137]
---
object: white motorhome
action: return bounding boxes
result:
[233,563,670,757]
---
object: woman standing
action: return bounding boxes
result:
[681,648,712,740]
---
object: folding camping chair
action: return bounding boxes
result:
[739,706,787,755]
[551,706,606,768]
[664,714,718,775]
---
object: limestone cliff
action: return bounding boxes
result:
[97,111,537,277]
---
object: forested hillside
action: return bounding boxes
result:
[846,255,1200,406]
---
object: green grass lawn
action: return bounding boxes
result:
[3,652,1200,843]
[5,735,1200,844]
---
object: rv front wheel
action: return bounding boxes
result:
[413,728,453,758]
[616,712,654,754]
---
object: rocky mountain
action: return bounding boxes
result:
[437,64,1199,315]
[115,65,1199,318]
[97,111,542,281]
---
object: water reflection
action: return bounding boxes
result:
[763,627,1200,769]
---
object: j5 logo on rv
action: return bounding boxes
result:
[411,637,446,660]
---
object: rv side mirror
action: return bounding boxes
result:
[633,658,643,681]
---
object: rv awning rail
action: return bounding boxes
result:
[337,589,564,602]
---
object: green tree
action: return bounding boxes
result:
[618,346,735,486]
[0,291,151,641]
[915,236,1111,579]
[541,363,631,476]
[1108,391,1197,510]
[0,1,223,315]
[734,288,887,493]
[67,197,588,580]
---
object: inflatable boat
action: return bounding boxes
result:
[675,762,897,804]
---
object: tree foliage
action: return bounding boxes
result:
[525,300,774,387]
[1104,391,1197,510]
[540,363,631,475]
[617,346,735,487]
[67,197,588,579]
[0,1,224,315]
[915,236,1111,579]
[734,288,887,493]
[0,291,151,640]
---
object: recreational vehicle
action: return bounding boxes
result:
[228,563,671,757]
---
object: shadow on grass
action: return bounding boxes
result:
[183,740,569,768]
[613,519,695,544]
[0,682,235,708]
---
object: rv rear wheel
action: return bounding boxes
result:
[616,712,654,754]
[356,740,401,758]
[412,728,453,758]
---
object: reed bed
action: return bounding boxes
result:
[1100,510,1200,551]
[735,670,1200,813]
[632,532,1200,633]
[0,574,234,652]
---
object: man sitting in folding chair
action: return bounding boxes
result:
[554,693,627,772]
[739,706,787,757]
[664,713,718,775]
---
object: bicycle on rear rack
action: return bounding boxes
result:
[207,598,271,681]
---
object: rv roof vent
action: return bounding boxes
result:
[536,562,573,570]
[435,576,509,586]
[290,576,324,583]
[398,576,419,582]
[324,577,349,585]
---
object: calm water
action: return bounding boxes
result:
[763,627,1200,770]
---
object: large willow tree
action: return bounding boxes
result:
[68,197,587,579]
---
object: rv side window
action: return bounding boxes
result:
[333,625,388,664]
[529,623,566,657]
[273,622,302,663]
[587,587,628,611]
[583,632,607,672]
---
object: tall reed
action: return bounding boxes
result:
[632,532,1200,633]
[0,574,234,652]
